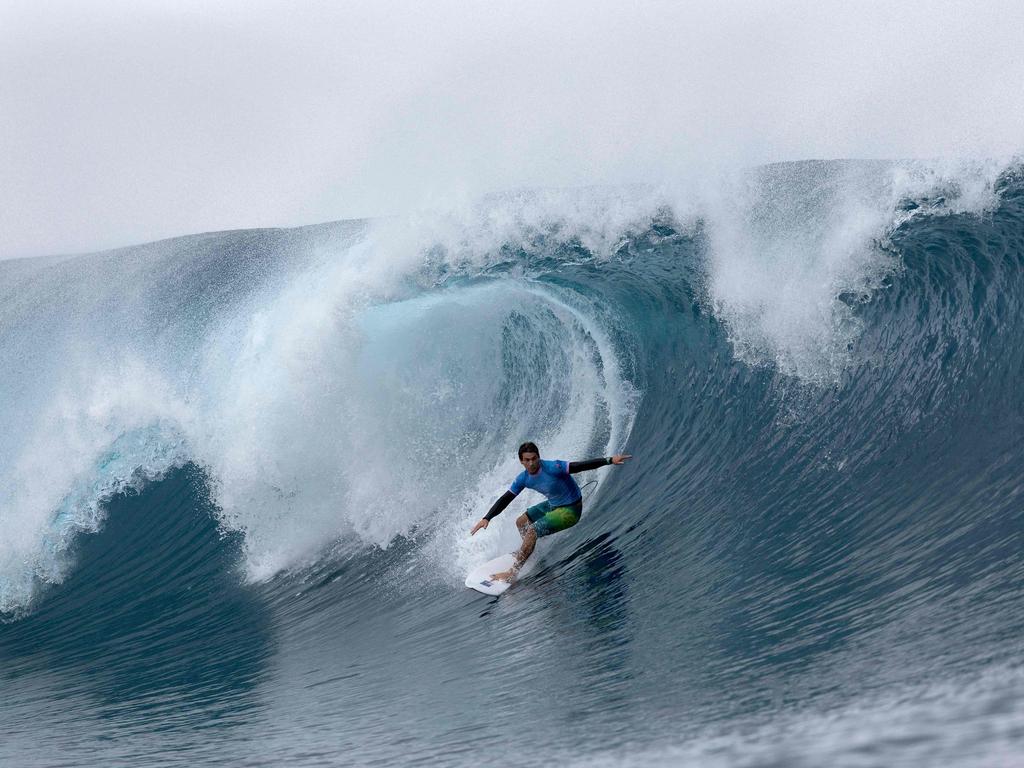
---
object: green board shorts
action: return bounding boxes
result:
[526,499,583,537]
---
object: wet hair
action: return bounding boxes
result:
[518,441,540,459]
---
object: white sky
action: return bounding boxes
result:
[1,0,1022,259]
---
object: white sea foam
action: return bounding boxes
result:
[194,272,638,582]
[699,159,1009,382]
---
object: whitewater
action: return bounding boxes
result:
[1,158,1022,767]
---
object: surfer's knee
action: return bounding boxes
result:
[516,513,529,533]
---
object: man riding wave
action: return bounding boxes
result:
[470,441,632,582]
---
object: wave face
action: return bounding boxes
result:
[1,160,1022,767]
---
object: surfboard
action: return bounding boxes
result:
[465,553,518,596]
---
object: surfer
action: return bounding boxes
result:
[469,442,632,582]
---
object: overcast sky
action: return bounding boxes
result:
[2,0,1022,259]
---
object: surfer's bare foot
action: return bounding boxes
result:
[491,569,516,582]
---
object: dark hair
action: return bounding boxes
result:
[518,441,540,459]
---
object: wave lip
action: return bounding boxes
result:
[0,374,192,615]
[0,465,272,735]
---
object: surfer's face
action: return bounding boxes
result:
[520,451,541,475]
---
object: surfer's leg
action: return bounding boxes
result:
[493,527,537,582]
[515,526,538,566]
[491,503,548,581]
[516,501,553,563]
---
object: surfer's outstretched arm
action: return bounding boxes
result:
[470,490,519,535]
[568,454,632,473]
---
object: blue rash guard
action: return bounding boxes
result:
[509,459,581,507]
[483,456,611,523]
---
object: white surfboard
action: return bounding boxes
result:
[465,553,518,596]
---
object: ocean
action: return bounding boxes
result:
[1,159,1021,766]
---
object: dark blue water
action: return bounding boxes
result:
[1,161,1022,766]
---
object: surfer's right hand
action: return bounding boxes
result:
[470,519,489,536]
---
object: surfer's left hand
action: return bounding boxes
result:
[611,454,632,465]
[470,519,489,536]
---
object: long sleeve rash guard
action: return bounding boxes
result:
[483,456,613,521]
